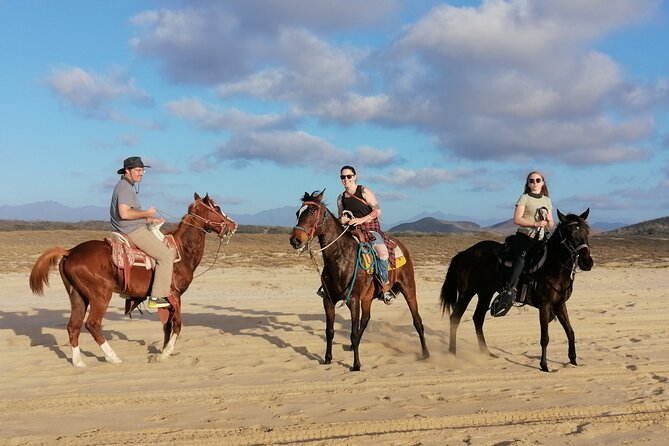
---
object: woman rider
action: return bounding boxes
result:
[337,165,395,304]
[491,170,554,317]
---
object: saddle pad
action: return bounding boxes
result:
[359,244,407,273]
[107,232,181,270]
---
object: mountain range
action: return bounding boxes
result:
[0,201,638,233]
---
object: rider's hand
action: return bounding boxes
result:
[146,207,157,218]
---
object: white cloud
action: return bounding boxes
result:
[211,130,398,169]
[165,98,292,131]
[130,0,666,167]
[45,67,151,119]
[373,167,466,187]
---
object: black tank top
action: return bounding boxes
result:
[341,185,373,218]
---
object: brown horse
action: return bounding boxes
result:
[440,209,593,372]
[29,193,237,367]
[289,190,429,371]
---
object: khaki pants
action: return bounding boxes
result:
[127,226,175,298]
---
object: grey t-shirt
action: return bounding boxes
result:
[515,193,552,239]
[110,178,145,234]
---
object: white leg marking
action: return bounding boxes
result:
[100,341,123,364]
[71,346,87,368]
[157,334,179,362]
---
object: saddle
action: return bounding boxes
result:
[353,239,407,275]
[105,223,181,291]
[495,235,548,305]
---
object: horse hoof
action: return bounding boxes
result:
[421,351,430,360]
[73,361,87,368]
[351,365,361,372]
[322,359,332,365]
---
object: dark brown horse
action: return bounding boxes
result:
[29,193,237,367]
[440,209,593,372]
[289,190,429,371]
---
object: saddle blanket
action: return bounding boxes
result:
[106,232,181,271]
[360,244,407,274]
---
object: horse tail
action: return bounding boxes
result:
[29,247,69,295]
[440,252,461,316]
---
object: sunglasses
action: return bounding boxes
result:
[528,178,543,184]
[340,174,355,180]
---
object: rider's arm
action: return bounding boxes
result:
[118,203,157,222]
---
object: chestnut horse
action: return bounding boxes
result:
[289,190,429,371]
[29,193,237,367]
[440,209,593,372]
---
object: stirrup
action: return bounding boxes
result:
[382,291,395,305]
[491,289,515,317]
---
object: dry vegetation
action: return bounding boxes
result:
[3,230,668,275]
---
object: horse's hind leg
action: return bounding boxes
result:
[448,292,474,356]
[395,282,429,359]
[472,292,495,357]
[61,265,88,367]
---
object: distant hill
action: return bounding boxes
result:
[389,217,481,234]
[601,216,669,236]
[0,201,108,222]
[484,218,516,235]
[230,206,295,227]
[388,211,500,228]
[0,201,298,228]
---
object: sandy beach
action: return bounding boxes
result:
[1,232,668,445]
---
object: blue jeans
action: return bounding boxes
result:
[369,231,389,283]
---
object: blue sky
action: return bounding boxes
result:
[2,0,668,226]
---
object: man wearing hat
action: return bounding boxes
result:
[110,156,175,309]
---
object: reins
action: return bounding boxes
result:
[157,207,235,278]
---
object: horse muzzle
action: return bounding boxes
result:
[289,231,308,252]
[578,255,593,271]
[217,221,238,240]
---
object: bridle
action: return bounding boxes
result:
[293,201,328,242]
[557,220,589,257]
[555,220,590,278]
[186,201,236,242]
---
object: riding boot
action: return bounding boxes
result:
[376,258,395,305]
[491,252,526,317]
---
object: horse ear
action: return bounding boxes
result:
[194,192,201,200]
[315,188,326,201]
[204,193,210,202]
[579,208,590,220]
[557,209,567,224]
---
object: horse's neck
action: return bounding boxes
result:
[544,229,575,275]
[318,213,358,279]
[172,217,207,270]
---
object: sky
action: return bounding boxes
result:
[1,0,668,226]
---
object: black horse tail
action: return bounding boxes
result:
[440,252,461,316]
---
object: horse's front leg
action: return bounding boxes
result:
[158,308,181,361]
[538,305,552,372]
[322,296,336,364]
[555,303,577,366]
